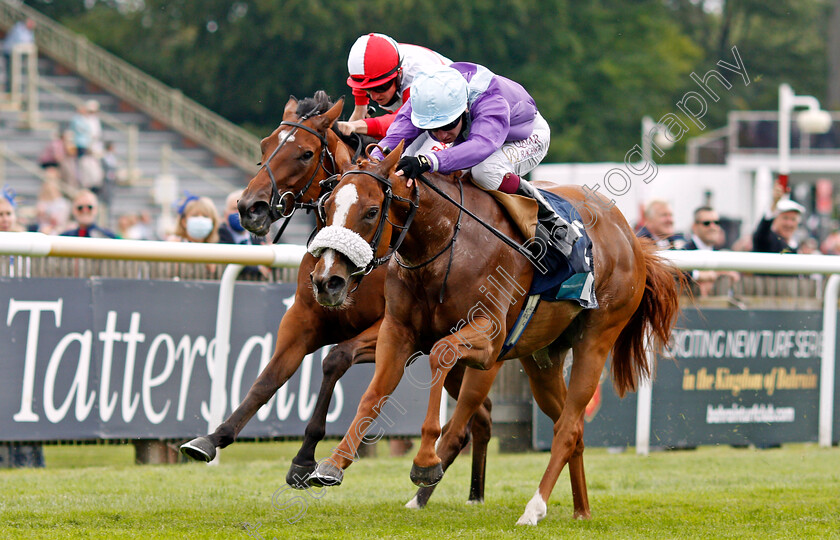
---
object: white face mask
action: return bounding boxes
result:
[186,216,213,240]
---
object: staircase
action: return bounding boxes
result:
[0,3,315,244]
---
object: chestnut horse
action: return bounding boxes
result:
[180,92,493,508]
[305,143,681,525]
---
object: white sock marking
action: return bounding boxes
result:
[516,489,546,526]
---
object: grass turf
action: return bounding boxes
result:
[1,440,838,539]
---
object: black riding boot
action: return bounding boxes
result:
[512,175,581,257]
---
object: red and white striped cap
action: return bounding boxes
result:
[346,33,402,89]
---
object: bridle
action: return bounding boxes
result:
[258,114,336,242]
[319,169,420,279]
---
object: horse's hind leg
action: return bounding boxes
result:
[517,324,621,526]
[409,363,495,508]
[287,323,378,487]
[519,346,590,519]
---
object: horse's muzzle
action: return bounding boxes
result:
[238,201,271,236]
[310,272,348,307]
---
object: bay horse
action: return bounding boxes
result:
[305,142,682,525]
[180,92,493,508]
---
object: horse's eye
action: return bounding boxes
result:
[366,207,379,220]
[300,150,314,161]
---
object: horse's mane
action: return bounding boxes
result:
[296,90,333,119]
[294,90,378,157]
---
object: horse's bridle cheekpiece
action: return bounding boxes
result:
[308,169,419,278]
[259,113,336,243]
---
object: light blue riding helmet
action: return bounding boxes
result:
[410,66,468,130]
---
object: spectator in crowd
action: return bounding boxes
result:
[684,206,739,296]
[3,18,34,95]
[820,231,840,255]
[336,33,451,139]
[58,129,78,188]
[752,181,804,254]
[731,235,753,252]
[218,189,269,280]
[98,141,119,222]
[60,189,117,238]
[799,237,820,255]
[168,194,219,244]
[29,173,71,234]
[0,185,24,232]
[38,130,66,169]
[636,199,687,250]
[70,103,92,158]
[84,99,104,156]
[168,194,220,274]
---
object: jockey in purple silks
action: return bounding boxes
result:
[373,62,580,257]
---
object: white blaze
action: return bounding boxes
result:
[332,184,359,228]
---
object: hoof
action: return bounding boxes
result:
[410,462,443,487]
[404,495,422,509]
[307,461,343,487]
[465,498,484,505]
[286,462,316,489]
[180,437,216,462]
[516,490,547,526]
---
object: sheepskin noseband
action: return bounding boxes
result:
[308,225,374,269]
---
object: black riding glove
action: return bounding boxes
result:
[396,155,432,179]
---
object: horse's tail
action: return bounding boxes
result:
[610,239,683,397]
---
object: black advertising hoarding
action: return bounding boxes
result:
[533,365,637,450]
[0,277,429,441]
[653,308,822,447]
[534,308,830,449]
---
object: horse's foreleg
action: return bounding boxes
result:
[409,364,496,507]
[287,322,379,487]
[308,316,414,487]
[180,304,321,462]
[411,321,501,488]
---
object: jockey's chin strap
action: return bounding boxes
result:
[259,117,336,243]
[336,169,419,279]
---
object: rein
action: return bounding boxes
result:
[416,173,540,264]
[394,177,464,303]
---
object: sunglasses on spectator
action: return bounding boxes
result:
[428,116,462,134]
[75,204,95,212]
[696,220,720,226]
[367,80,394,94]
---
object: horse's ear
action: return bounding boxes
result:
[333,133,353,172]
[283,96,298,118]
[313,97,345,132]
[378,140,404,175]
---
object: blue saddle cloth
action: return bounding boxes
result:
[529,190,597,309]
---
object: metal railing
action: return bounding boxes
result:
[5,41,38,128]
[633,250,840,454]
[0,141,43,185]
[0,1,260,173]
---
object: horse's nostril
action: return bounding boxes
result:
[326,276,346,294]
